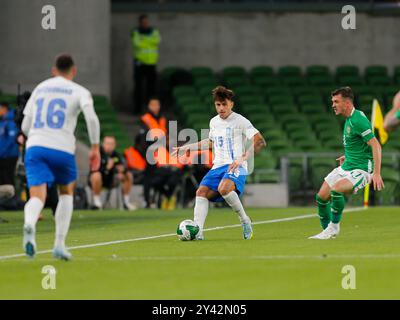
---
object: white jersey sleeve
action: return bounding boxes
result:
[81,98,100,145]
[241,117,259,140]
[21,89,37,136]
[79,88,94,110]
[208,119,214,141]
[23,90,36,118]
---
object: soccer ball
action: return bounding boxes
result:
[177,219,199,241]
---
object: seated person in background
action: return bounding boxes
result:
[89,136,136,210]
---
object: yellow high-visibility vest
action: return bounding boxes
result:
[131,28,161,65]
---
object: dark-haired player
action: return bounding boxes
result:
[21,54,101,259]
[173,86,266,240]
[309,87,384,240]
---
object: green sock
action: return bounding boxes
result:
[330,190,345,223]
[316,194,331,229]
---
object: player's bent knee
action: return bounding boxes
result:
[317,191,330,202]
[196,187,208,198]
[317,182,331,201]
[331,183,349,194]
[217,186,232,196]
[331,188,343,195]
[59,182,75,195]
[29,184,47,203]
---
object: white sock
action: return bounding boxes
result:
[194,196,209,230]
[222,191,250,224]
[54,195,73,248]
[329,222,340,229]
[93,195,102,208]
[24,197,44,229]
[123,194,130,205]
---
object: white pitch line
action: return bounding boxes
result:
[6,253,400,263]
[85,253,400,261]
[0,207,366,261]
[95,253,400,261]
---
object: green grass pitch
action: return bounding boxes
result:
[0,206,399,299]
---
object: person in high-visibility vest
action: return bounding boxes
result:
[135,98,167,162]
[131,14,161,114]
[135,98,181,208]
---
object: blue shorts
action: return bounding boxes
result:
[25,146,77,188]
[199,164,247,202]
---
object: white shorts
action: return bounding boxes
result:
[324,166,372,194]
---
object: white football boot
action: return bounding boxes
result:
[23,224,37,258]
[242,219,253,240]
[124,201,137,211]
[308,222,340,240]
[92,195,103,210]
[196,230,204,240]
[53,247,72,261]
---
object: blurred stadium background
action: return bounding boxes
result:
[1,0,399,208]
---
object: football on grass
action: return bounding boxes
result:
[177,220,199,241]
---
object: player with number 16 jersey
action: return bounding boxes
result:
[21,54,101,260]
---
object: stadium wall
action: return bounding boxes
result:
[112,12,400,109]
[0,0,111,97]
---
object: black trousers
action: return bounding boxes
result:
[133,61,157,114]
[153,167,181,198]
[143,165,181,208]
[0,157,18,185]
[143,164,156,208]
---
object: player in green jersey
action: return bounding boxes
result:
[309,87,385,240]
[384,91,400,132]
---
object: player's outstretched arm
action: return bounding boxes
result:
[384,111,400,132]
[81,103,101,171]
[367,137,384,191]
[252,133,267,155]
[171,138,212,157]
[229,132,266,172]
[384,92,400,132]
[89,144,100,171]
[242,132,267,159]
